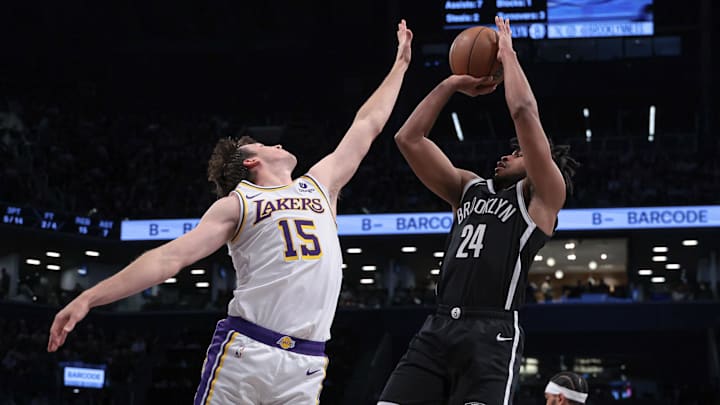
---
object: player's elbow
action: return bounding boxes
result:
[394,129,423,147]
[354,115,385,137]
[149,246,187,280]
[508,100,537,121]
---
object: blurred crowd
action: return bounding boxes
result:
[0,305,715,405]
[3,97,720,220]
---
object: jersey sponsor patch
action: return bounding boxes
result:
[296,180,316,194]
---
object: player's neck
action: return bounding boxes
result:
[251,168,294,187]
[493,174,525,191]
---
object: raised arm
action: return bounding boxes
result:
[308,20,412,209]
[47,196,240,352]
[395,75,498,208]
[495,17,566,231]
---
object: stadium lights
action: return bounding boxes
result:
[401,246,417,253]
[567,254,576,261]
[534,255,543,262]
[195,282,210,288]
[682,240,698,246]
[665,263,681,270]
[46,251,61,258]
[164,278,177,284]
[546,257,556,267]
[46,264,61,271]
[564,242,576,250]
[451,112,464,141]
[648,105,656,142]
[190,269,206,275]
[588,260,598,270]
[652,256,667,262]
[346,248,362,254]
[638,269,653,276]
[25,259,41,265]
[583,108,591,142]
[433,251,445,258]
[651,276,665,283]
[600,253,608,260]
[554,270,564,280]
[430,269,440,275]
[652,246,668,253]
[361,265,377,271]
[360,278,374,285]
[341,263,347,269]
[85,250,100,257]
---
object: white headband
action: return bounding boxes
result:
[545,381,588,403]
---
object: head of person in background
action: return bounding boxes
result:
[544,371,589,405]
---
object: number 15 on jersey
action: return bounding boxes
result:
[278,218,322,261]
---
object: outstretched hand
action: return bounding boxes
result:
[451,75,499,97]
[495,16,513,62]
[47,297,90,352]
[395,19,413,64]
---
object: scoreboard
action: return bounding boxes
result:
[2,203,115,238]
[442,0,654,39]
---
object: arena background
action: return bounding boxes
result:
[1,0,718,404]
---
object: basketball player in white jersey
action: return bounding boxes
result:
[47,19,413,404]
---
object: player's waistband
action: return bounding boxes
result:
[226,316,326,356]
[436,304,516,320]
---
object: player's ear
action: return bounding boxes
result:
[558,393,567,404]
[243,157,260,169]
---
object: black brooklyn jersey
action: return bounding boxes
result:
[437,177,551,310]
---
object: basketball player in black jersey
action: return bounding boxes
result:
[378,17,578,405]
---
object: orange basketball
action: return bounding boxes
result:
[449,26,502,80]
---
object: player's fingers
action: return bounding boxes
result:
[48,328,64,352]
[475,75,495,83]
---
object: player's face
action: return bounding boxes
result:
[242,143,297,167]
[494,149,526,180]
[544,393,561,405]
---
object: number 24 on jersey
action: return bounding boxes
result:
[455,223,487,258]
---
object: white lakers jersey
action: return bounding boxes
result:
[226,174,342,342]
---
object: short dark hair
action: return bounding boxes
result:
[550,371,589,405]
[510,137,579,195]
[207,136,258,198]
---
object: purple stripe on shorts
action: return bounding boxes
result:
[194,319,232,405]
[226,316,326,356]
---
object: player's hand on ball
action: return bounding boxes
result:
[396,19,413,64]
[451,75,498,97]
[47,297,90,352]
[495,16,513,62]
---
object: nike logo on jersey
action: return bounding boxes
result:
[245,193,261,199]
[306,368,322,376]
[496,333,513,342]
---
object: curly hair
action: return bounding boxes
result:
[510,137,580,196]
[207,136,258,198]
